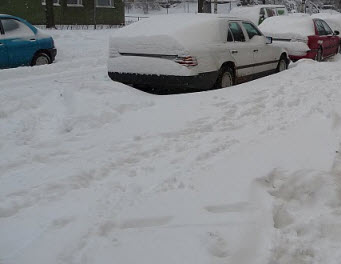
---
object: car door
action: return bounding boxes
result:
[241,21,279,74]
[227,21,255,77]
[1,18,38,67]
[314,19,333,57]
[320,20,339,56]
[0,20,9,68]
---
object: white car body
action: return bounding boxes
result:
[108,14,289,92]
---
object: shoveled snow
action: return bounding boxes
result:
[1,29,341,264]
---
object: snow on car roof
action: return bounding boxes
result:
[259,15,315,39]
[113,14,243,45]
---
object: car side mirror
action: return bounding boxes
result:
[266,36,272,44]
[334,30,340,36]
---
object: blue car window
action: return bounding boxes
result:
[2,19,34,38]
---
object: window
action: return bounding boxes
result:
[2,19,34,38]
[227,28,234,42]
[228,22,245,42]
[67,0,83,5]
[266,8,275,17]
[42,0,60,5]
[321,20,333,35]
[96,0,114,7]
[276,8,286,15]
[42,0,83,6]
[315,20,327,35]
[242,22,262,40]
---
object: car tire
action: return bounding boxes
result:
[216,66,234,88]
[315,47,323,62]
[277,56,288,72]
[31,52,51,66]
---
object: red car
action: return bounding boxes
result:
[259,16,340,61]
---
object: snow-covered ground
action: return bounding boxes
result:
[1,29,341,264]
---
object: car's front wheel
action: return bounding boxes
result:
[32,52,51,66]
[216,67,234,88]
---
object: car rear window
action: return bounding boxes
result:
[1,19,34,38]
[229,22,245,42]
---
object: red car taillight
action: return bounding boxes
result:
[174,56,198,67]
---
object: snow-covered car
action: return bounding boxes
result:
[319,5,340,15]
[259,16,340,61]
[108,14,289,92]
[0,14,57,69]
[229,5,288,25]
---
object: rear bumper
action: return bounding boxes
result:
[108,71,219,93]
[289,50,316,61]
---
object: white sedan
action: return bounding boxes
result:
[108,14,289,93]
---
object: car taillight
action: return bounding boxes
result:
[174,56,198,67]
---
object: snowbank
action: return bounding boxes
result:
[2,29,341,264]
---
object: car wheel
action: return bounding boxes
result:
[277,56,288,72]
[315,47,323,62]
[216,67,234,88]
[32,52,51,66]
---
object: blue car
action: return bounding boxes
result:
[0,14,57,69]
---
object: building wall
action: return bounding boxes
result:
[0,0,124,25]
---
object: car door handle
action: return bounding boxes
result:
[0,42,3,46]
[231,50,238,54]
[30,38,36,41]
[253,49,258,52]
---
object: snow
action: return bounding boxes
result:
[271,40,310,56]
[2,28,341,264]
[229,6,262,25]
[259,16,315,39]
[108,55,193,76]
[112,14,226,46]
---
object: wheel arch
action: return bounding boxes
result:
[31,49,52,66]
[220,61,236,78]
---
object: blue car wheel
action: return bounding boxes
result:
[31,52,51,66]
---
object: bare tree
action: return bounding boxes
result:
[46,0,56,28]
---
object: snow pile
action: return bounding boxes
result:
[1,29,341,264]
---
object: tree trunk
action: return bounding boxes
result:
[46,0,55,28]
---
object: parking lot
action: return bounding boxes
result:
[2,28,341,264]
